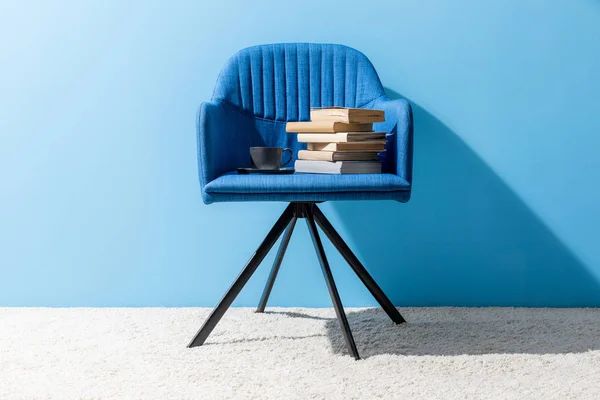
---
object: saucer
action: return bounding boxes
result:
[237,167,295,175]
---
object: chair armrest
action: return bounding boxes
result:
[371,97,414,185]
[197,100,262,202]
[196,101,237,195]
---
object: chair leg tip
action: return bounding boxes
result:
[187,339,204,348]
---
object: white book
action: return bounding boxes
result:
[294,160,382,174]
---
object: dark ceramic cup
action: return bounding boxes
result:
[250,147,293,170]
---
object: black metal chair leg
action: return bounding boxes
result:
[256,217,297,313]
[313,205,406,324]
[187,204,294,348]
[304,205,360,360]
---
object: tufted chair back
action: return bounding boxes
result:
[212,43,386,122]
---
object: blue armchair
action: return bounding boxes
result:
[189,43,414,359]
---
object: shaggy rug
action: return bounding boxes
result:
[1,307,600,399]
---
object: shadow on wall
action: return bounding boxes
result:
[329,88,600,307]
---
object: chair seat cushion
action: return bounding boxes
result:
[205,171,410,194]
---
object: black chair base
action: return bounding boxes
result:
[187,202,405,360]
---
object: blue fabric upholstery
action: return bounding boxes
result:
[197,43,414,204]
[206,172,409,194]
[203,172,410,204]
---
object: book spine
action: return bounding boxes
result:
[298,150,333,161]
[297,133,349,143]
[308,143,386,151]
[309,110,385,123]
[298,133,386,143]
[294,160,341,174]
[311,116,385,124]
[286,122,373,133]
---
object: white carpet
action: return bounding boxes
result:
[1,307,600,399]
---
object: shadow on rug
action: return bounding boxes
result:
[270,307,600,358]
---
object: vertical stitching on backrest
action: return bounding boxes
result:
[319,46,323,108]
[237,53,244,109]
[343,50,347,107]
[260,46,264,118]
[307,44,311,110]
[354,55,359,107]
[283,45,287,120]
[248,52,254,114]
[219,44,385,118]
[271,45,276,120]
[331,46,335,106]
[296,45,300,121]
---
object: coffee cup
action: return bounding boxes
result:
[250,147,293,170]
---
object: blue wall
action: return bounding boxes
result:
[1,0,600,307]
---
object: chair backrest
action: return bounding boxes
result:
[212,43,385,122]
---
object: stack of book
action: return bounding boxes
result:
[286,107,386,174]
